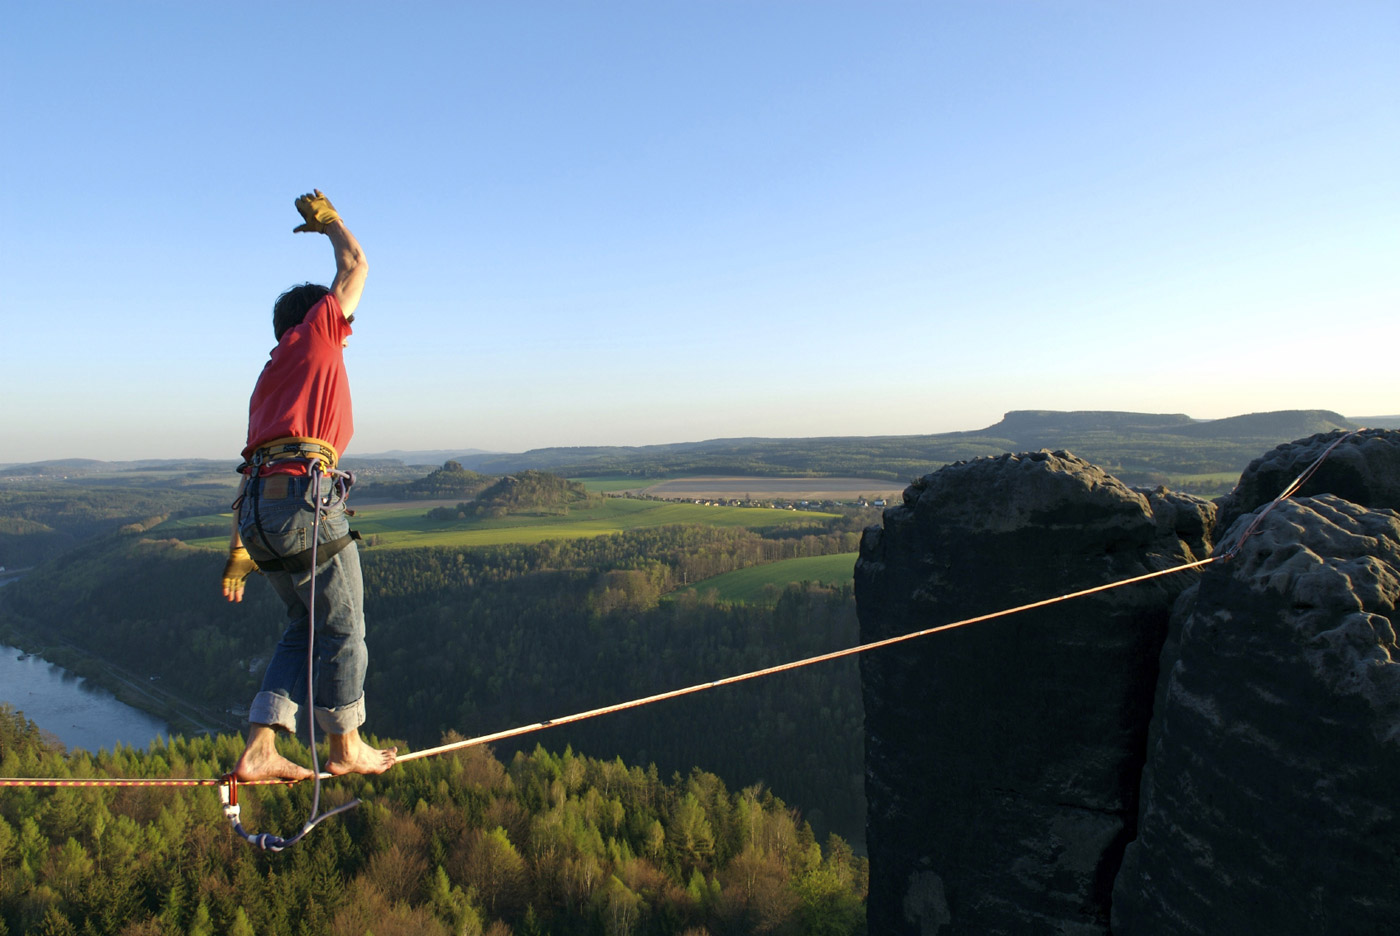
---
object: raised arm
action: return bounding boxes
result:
[325,219,368,318]
[293,189,369,319]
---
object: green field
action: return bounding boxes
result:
[171,496,837,551]
[572,476,653,493]
[674,552,859,604]
[1170,472,1240,493]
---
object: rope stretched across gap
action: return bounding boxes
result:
[1219,430,1355,559]
[0,428,1359,790]
[0,777,225,789]
[396,556,1217,763]
[0,555,1216,788]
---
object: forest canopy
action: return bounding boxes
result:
[0,705,867,935]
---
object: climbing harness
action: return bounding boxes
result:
[235,438,358,575]
[238,471,359,575]
[244,436,341,473]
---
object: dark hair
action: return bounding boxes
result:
[272,283,331,341]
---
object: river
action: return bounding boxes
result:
[0,641,170,753]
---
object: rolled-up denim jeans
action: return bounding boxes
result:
[239,473,368,735]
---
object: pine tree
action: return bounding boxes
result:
[227,907,256,936]
[33,907,76,936]
[187,899,214,936]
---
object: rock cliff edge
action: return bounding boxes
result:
[856,430,1400,935]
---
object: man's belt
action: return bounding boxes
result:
[245,436,340,473]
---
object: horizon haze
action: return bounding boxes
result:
[2,2,1395,463]
[2,407,1393,470]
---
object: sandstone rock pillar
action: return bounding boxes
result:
[856,451,1203,934]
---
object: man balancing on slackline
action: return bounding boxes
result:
[219,189,395,782]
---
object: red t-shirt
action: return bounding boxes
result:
[242,293,354,475]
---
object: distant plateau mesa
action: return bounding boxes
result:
[4,409,1396,493]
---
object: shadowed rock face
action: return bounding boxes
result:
[856,451,1206,935]
[1142,486,1216,562]
[1112,495,1400,935]
[1215,428,1400,536]
[858,429,1400,935]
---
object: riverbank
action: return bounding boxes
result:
[0,641,169,752]
[0,615,242,740]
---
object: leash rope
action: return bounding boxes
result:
[220,465,361,851]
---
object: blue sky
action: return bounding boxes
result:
[2,1,1395,463]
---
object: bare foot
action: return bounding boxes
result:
[326,730,397,776]
[234,726,315,782]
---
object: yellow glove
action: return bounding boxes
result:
[293,189,341,233]
[221,546,259,603]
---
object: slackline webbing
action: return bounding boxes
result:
[397,556,1217,764]
[0,554,1215,788]
[0,430,1360,794]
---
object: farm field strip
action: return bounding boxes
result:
[573,477,653,493]
[641,476,907,499]
[1170,472,1240,486]
[673,552,859,604]
[174,496,837,551]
